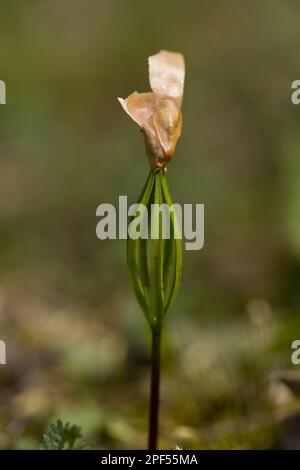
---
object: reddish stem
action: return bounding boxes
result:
[148,328,161,450]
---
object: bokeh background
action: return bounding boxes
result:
[1,0,300,449]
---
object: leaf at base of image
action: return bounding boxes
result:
[41,420,91,450]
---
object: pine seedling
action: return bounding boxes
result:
[119,50,185,450]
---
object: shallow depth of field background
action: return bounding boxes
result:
[1,0,300,449]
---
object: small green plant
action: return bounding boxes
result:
[128,170,183,450]
[41,420,89,450]
[119,50,185,450]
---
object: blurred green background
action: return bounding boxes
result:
[1,0,300,449]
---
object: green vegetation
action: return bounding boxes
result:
[1,0,300,450]
[41,420,89,450]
